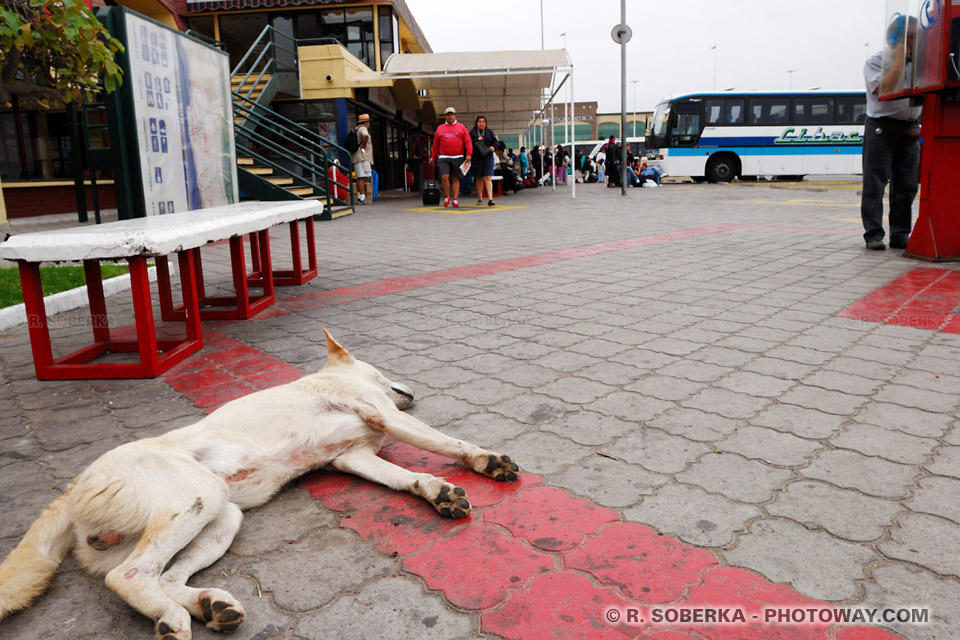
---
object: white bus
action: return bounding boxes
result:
[645,91,867,182]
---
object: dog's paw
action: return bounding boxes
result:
[430,482,471,518]
[478,453,520,482]
[199,592,245,633]
[155,608,192,640]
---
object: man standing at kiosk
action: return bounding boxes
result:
[430,107,472,208]
[861,17,922,251]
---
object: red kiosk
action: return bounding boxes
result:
[881,0,960,260]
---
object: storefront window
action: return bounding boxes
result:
[0,106,73,181]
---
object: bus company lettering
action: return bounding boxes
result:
[775,127,863,145]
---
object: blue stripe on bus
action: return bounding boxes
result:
[669,146,862,157]
[697,136,864,147]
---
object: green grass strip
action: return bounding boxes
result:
[0,264,131,309]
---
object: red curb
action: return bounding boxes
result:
[483,486,620,552]
[403,525,554,610]
[564,522,718,605]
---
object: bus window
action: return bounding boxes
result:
[837,95,867,123]
[706,99,724,124]
[794,97,834,124]
[725,98,745,124]
[749,97,790,124]
[670,111,701,146]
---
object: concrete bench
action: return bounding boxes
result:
[0,201,321,380]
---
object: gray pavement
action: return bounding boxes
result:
[1,180,958,639]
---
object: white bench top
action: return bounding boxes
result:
[0,201,323,263]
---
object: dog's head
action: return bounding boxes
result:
[322,329,415,409]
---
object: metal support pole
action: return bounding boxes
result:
[620,0,628,196]
[571,69,576,199]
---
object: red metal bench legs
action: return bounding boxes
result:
[157,230,275,321]
[248,218,318,287]
[18,252,202,380]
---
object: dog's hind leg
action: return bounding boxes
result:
[159,502,245,633]
[104,481,230,640]
[354,404,520,483]
[331,447,472,518]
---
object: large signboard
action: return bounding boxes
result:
[121,11,238,215]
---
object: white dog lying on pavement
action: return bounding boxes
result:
[0,330,519,639]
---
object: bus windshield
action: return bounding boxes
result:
[651,102,671,138]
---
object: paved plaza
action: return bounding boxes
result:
[0,180,958,639]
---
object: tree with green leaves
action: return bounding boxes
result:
[0,0,123,106]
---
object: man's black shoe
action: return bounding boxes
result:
[866,240,886,251]
[889,237,909,249]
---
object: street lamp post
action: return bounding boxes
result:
[786,69,796,90]
[711,45,717,90]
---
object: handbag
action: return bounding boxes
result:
[474,132,492,157]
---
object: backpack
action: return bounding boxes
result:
[342,128,360,154]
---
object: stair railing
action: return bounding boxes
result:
[233,95,354,210]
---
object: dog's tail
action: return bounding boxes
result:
[0,490,74,621]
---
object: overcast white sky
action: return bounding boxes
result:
[404,0,886,113]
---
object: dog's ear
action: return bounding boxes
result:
[323,328,355,366]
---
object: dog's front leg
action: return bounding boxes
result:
[353,404,520,482]
[330,448,471,518]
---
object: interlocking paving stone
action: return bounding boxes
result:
[539,411,635,446]
[564,522,718,603]
[657,359,734,382]
[853,403,954,438]
[600,428,711,475]
[445,378,525,405]
[403,524,554,610]
[537,377,618,404]
[244,528,394,611]
[487,393,576,425]
[860,563,960,640]
[714,371,796,398]
[778,385,868,415]
[294,576,472,640]
[682,387,771,419]
[229,487,338,556]
[802,449,918,499]
[675,453,794,503]
[583,391,676,422]
[874,384,959,414]
[480,571,632,640]
[904,476,960,523]
[716,426,823,467]
[925,445,960,478]
[623,483,761,548]
[647,407,743,442]
[625,375,708,401]
[551,454,669,508]
[765,480,903,542]
[802,370,882,395]
[439,412,529,449]
[751,404,848,439]
[878,513,960,577]
[723,518,877,601]
[832,423,939,464]
[497,430,593,475]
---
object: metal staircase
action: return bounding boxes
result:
[195,26,355,220]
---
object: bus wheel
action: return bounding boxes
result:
[706,156,737,183]
[692,176,707,183]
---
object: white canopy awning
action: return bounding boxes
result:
[380,49,572,136]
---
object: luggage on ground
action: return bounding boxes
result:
[422,180,442,205]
